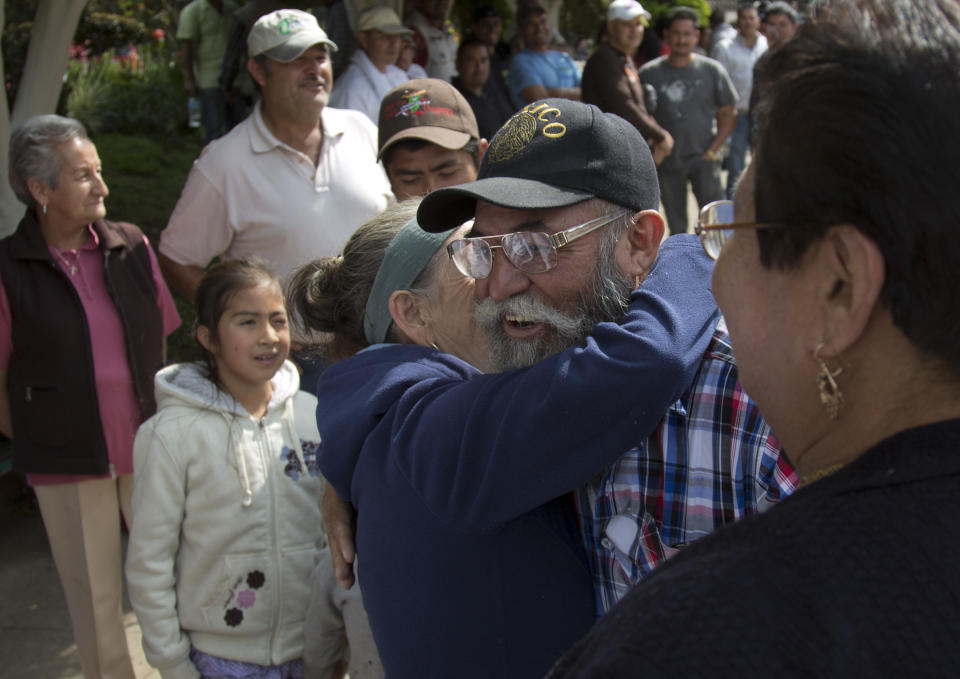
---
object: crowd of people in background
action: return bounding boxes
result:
[8,0,960,678]
[176,0,804,236]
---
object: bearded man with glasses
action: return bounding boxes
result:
[414,98,797,613]
[324,99,796,629]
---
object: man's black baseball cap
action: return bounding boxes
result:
[417,99,659,232]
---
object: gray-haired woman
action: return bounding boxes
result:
[0,114,180,678]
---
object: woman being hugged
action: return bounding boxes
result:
[126,260,324,679]
[0,114,180,679]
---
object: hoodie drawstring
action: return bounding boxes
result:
[225,414,254,507]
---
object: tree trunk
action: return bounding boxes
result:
[0,0,89,237]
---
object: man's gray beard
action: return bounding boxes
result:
[475,249,634,371]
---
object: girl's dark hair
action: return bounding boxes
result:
[194,258,281,385]
[287,200,424,362]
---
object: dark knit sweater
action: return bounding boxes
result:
[549,418,960,678]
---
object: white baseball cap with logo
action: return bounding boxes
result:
[247,9,338,63]
[607,0,652,22]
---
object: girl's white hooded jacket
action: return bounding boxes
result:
[125,361,325,679]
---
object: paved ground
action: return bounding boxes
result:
[0,475,158,679]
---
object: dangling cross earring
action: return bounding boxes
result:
[814,342,844,420]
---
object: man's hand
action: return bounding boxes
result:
[322,482,357,589]
[651,131,674,166]
[157,253,204,303]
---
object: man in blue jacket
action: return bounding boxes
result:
[325,99,795,624]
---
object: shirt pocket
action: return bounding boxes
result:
[603,510,669,585]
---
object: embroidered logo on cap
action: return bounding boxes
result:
[487,103,567,163]
[383,89,455,120]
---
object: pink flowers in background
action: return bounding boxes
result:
[70,42,90,62]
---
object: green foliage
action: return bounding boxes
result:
[87,0,173,29]
[643,0,713,30]
[65,43,188,135]
[75,12,149,53]
[2,1,177,112]
[561,0,608,43]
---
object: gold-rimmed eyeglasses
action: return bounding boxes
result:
[447,209,632,279]
[694,200,777,260]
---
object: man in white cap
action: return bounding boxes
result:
[329,5,414,124]
[159,8,392,301]
[582,0,674,165]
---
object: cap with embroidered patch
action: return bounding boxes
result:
[378,78,479,160]
[248,9,337,63]
[417,99,659,231]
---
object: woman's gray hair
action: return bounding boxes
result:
[9,114,89,209]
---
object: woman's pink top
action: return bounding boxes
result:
[0,225,181,485]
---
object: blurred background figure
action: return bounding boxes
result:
[711,1,767,199]
[582,0,674,165]
[453,37,514,140]
[178,0,238,145]
[330,5,413,124]
[397,32,428,79]
[469,5,513,102]
[405,0,459,81]
[508,2,581,107]
[762,1,799,50]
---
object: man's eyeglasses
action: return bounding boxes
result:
[447,209,632,279]
[695,200,776,260]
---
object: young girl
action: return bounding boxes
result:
[125,260,325,679]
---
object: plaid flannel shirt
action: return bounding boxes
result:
[575,318,798,615]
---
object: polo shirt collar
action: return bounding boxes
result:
[249,100,346,155]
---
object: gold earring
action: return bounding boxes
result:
[634,274,641,289]
[814,342,843,420]
[430,342,440,352]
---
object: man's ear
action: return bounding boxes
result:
[615,210,664,280]
[387,290,429,345]
[817,225,885,357]
[247,57,267,88]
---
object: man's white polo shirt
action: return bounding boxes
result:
[160,101,393,283]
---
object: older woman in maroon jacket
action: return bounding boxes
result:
[0,114,180,678]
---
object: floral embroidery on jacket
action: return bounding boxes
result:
[282,446,306,480]
[222,570,266,627]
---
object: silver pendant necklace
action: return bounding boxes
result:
[54,249,78,275]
